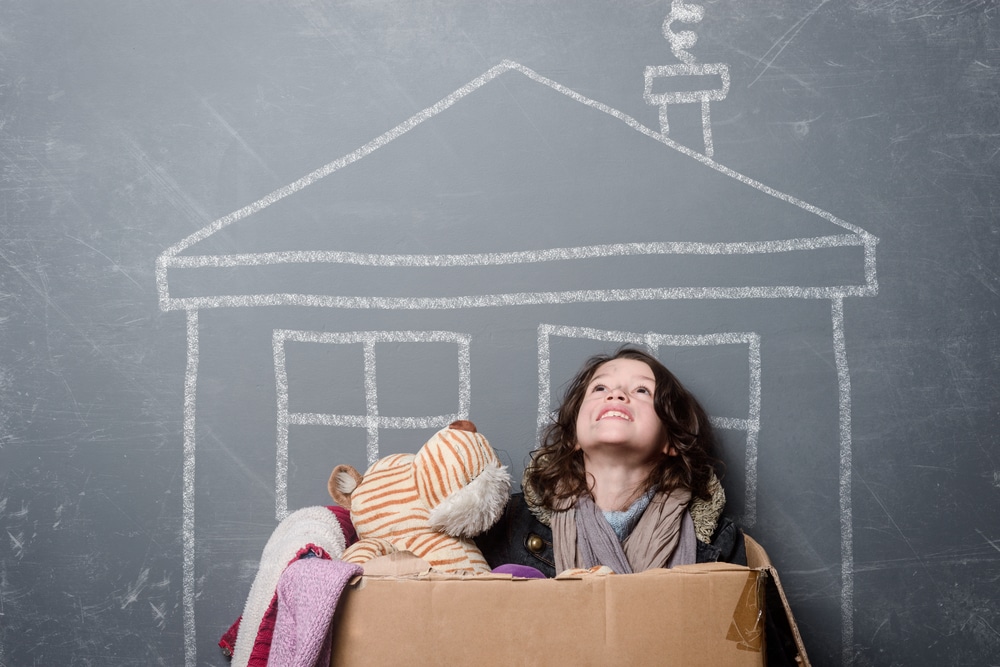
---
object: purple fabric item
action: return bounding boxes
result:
[270,557,363,667]
[492,563,547,579]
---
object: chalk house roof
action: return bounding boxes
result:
[157,61,877,311]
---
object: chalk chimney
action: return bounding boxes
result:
[646,1,730,157]
[643,63,730,157]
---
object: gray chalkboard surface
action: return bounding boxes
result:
[1,2,997,665]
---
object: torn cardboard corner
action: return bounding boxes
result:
[745,536,812,665]
[330,536,809,667]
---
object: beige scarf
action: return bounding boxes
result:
[524,472,726,545]
[552,489,692,574]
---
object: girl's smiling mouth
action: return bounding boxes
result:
[598,407,633,421]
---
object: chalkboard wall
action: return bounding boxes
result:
[2,2,998,665]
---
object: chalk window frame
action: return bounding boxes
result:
[272,329,472,520]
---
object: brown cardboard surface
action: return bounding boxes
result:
[330,563,768,666]
[330,536,809,667]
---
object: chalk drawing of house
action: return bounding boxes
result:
[158,60,876,664]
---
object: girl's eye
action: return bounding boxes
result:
[592,384,607,392]
[635,386,651,395]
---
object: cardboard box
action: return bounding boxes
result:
[329,536,808,666]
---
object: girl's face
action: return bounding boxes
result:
[574,358,669,465]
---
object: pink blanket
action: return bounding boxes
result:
[220,505,358,666]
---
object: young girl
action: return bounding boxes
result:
[477,347,745,575]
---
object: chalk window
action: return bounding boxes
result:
[273,329,471,519]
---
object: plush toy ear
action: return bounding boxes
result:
[328,464,363,510]
[448,419,477,433]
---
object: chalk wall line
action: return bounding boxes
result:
[159,234,877,311]
[162,235,867,269]
[182,309,198,667]
[831,297,855,663]
[161,284,877,313]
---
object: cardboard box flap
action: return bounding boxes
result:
[745,533,772,569]
[745,535,811,666]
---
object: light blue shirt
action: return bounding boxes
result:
[602,487,657,542]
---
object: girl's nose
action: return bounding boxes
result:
[606,387,627,401]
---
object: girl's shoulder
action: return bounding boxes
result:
[697,515,747,565]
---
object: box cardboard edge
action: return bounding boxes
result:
[745,535,811,666]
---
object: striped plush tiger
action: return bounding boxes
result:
[328,420,510,575]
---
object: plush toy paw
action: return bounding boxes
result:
[555,565,616,578]
[339,537,399,565]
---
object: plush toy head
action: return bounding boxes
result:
[329,420,510,574]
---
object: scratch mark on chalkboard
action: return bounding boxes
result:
[203,428,273,499]
[9,500,27,518]
[891,0,989,22]
[776,114,824,139]
[854,549,1000,572]
[870,616,890,643]
[976,529,1000,555]
[748,0,832,88]
[201,99,282,183]
[149,601,168,630]
[834,113,885,131]
[0,245,63,317]
[799,335,837,372]
[939,579,1000,661]
[501,80,557,153]
[65,234,144,290]
[972,266,1000,299]
[976,616,1000,641]
[857,471,931,574]
[119,567,150,609]
[6,531,25,559]
[124,136,213,229]
[153,572,172,590]
[0,243,163,412]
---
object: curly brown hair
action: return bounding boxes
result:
[524,347,721,511]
